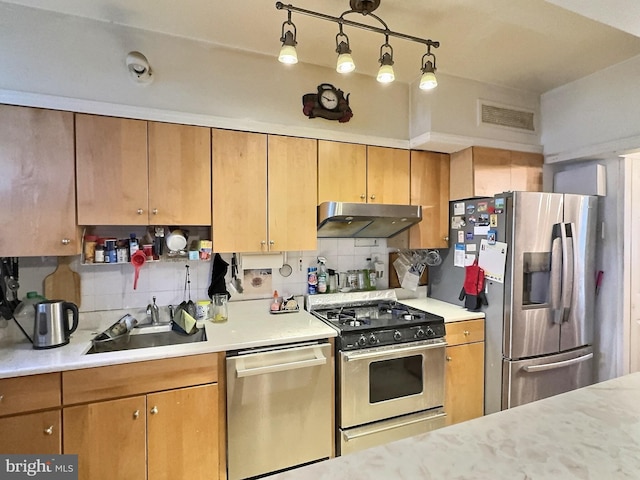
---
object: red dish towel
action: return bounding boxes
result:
[458,259,488,311]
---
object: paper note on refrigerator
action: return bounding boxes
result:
[478,239,508,283]
[454,243,466,267]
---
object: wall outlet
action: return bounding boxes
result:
[354,238,379,247]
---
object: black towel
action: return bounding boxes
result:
[208,253,231,299]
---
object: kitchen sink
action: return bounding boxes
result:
[85,323,207,354]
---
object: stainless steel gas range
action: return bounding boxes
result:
[308,290,447,455]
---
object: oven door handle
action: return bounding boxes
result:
[343,340,446,362]
[342,411,447,441]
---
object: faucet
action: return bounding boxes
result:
[146,296,160,325]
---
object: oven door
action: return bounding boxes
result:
[339,339,446,428]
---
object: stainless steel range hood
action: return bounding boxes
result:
[317,202,422,238]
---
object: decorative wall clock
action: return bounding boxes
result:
[302,83,353,122]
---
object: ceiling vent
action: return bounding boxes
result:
[479,101,535,132]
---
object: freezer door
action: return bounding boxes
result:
[504,192,563,359]
[502,346,593,409]
[560,194,597,351]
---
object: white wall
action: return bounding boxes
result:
[0,3,408,146]
[409,73,542,153]
[541,54,640,162]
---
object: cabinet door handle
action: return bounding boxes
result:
[133,410,140,419]
[152,208,158,215]
[137,209,144,215]
[444,236,449,242]
[446,356,452,362]
[0,394,4,402]
[150,406,158,415]
[61,238,71,245]
[44,426,54,435]
[269,240,275,246]
[360,194,366,200]
[370,194,376,201]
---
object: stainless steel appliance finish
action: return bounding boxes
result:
[226,341,332,480]
[429,191,598,414]
[317,201,422,238]
[308,290,446,455]
[33,300,79,349]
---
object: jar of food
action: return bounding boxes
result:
[211,294,228,323]
[196,300,211,320]
[84,235,97,263]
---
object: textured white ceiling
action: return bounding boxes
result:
[3,0,640,94]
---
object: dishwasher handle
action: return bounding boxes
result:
[235,345,328,378]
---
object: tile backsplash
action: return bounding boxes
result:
[13,238,391,313]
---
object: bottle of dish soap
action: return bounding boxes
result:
[270,290,281,312]
[317,257,327,293]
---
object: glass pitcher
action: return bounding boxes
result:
[211,294,228,323]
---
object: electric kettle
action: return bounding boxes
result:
[33,300,79,349]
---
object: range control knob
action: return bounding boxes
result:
[393,330,402,341]
[358,335,368,347]
[416,328,426,338]
[426,326,435,337]
[368,334,377,345]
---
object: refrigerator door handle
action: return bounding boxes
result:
[560,223,575,323]
[522,352,593,373]
[550,224,563,323]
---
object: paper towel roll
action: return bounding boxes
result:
[241,253,283,271]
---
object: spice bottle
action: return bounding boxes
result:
[94,243,105,263]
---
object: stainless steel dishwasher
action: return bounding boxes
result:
[226,340,333,479]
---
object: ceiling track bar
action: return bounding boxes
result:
[275,2,439,49]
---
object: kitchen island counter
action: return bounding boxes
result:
[267,372,640,479]
[0,299,337,378]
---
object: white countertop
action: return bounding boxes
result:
[0,299,337,379]
[268,372,640,480]
[400,297,485,322]
[0,294,476,379]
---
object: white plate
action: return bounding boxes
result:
[166,231,187,251]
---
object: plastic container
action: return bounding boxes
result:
[317,259,327,293]
[307,267,318,295]
[14,291,47,324]
[196,300,211,320]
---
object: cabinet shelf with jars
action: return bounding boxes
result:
[79,226,212,266]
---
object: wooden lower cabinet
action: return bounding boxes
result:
[62,353,224,480]
[0,410,61,454]
[444,319,485,426]
[64,396,146,480]
[64,385,218,480]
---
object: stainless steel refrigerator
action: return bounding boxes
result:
[429,191,597,414]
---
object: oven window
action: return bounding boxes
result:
[369,355,423,403]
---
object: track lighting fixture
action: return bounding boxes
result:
[376,38,395,84]
[335,26,355,74]
[419,45,438,90]
[278,10,298,65]
[275,0,440,89]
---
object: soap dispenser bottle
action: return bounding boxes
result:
[317,257,327,293]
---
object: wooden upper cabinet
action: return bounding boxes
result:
[212,129,268,252]
[148,122,211,225]
[367,146,410,204]
[449,146,543,200]
[76,114,149,225]
[409,151,450,249]
[0,105,80,256]
[76,115,211,226]
[318,140,367,203]
[268,135,318,252]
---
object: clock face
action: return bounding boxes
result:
[319,89,339,110]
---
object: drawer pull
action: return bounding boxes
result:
[150,406,158,415]
[133,410,140,419]
[446,356,452,362]
[61,238,71,245]
[44,426,53,436]
[463,330,470,336]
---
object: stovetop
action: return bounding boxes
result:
[307,291,445,351]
